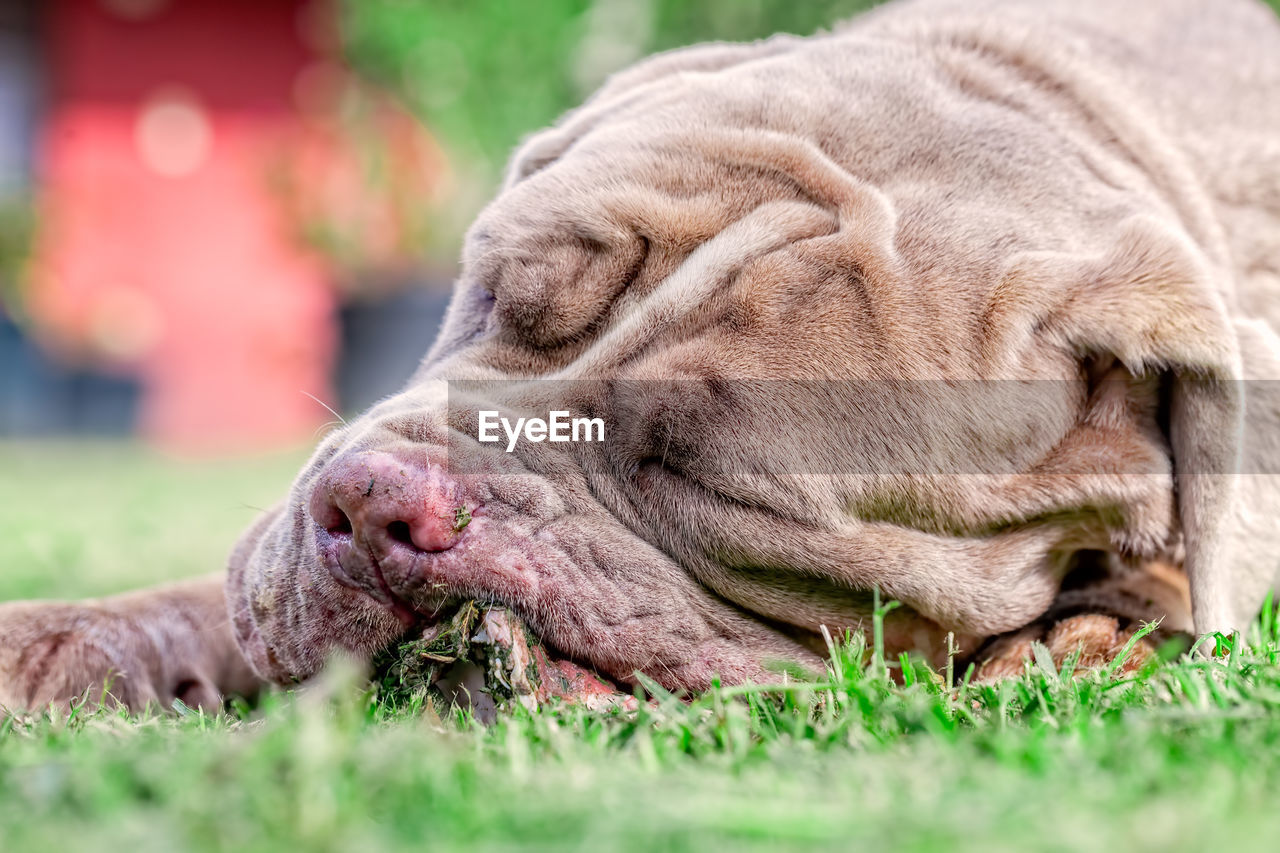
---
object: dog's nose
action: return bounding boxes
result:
[309,451,467,561]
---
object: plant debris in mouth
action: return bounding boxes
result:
[373,601,635,722]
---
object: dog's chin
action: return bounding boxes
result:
[225,503,410,684]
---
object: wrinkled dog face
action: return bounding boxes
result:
[227,29,1197,691]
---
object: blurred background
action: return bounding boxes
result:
[0,0,880,453]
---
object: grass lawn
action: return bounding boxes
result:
[1,440,1279,852]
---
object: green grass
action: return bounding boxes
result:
[2,441,1280,852]
[0,442,308,600]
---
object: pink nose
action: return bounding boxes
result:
[309,451,467,559]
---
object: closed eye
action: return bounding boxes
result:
[632,455,680,480]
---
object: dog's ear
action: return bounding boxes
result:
[502,35,802,190]
[988,216,1280,636]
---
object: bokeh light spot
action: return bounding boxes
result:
[134,88,212,178]
[90,285,165,362]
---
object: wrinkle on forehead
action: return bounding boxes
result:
[556,199,836,379]
[456,112,918,379]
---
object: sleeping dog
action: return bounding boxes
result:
[3,0,1279,711]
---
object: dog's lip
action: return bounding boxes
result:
[313,523,419,627]
[367,555,420,628]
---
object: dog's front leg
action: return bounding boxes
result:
[0,573,261,713]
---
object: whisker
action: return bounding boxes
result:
[301,391,347,426]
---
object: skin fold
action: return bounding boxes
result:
[2,0,1279,712]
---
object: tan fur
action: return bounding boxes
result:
[2,0,1278,710]
[0,575,258,712]
[977,614,1158,680]
[975,559,1190,680]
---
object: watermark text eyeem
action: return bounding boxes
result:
[478,410,605,452]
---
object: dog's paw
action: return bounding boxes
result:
[974,612,1158,682]
[974,559,1192,682]
[0,585,244,715]
[0,602,170,712]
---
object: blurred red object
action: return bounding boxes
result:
[25,0,358,451]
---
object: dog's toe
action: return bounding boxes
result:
[975,613,1157,682]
